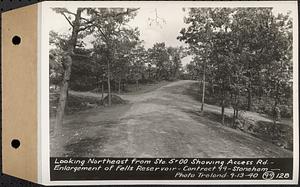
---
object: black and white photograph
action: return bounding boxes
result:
[43,0,298,184]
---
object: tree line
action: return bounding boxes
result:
[49,8,185,133]
[178,8,293,125]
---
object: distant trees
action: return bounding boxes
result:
[128,43,147,90]
[148,42,184,81]
[185,59,200,80]
[90,8,139,106]
[167,47,185,80]
[147,43,169,80]
[179,8,293,124]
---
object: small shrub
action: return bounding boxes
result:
[102,94,127,105]
[279,105,293,118]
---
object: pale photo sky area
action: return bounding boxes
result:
[48,3,294,66]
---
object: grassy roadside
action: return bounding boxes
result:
[183,82,293,151]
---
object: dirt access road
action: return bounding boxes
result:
[51,80,292,157]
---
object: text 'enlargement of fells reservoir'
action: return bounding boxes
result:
[50,158,293,180]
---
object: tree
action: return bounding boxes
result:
[148,43,185,81]
[179,8,233,118]
[167,46,185,80]
[231,8,274,111]
[52,7,139,132]
[260,12,293,124]
[230,8,293,121]
[52,8,85,134]
[148,43,170,80]
[185,60,200,80]
[112,29,141,93]
[178,8,217,112]
[129,43,147,90]
[90,8,139,105]
[49,31,69,89]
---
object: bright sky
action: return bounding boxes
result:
[128,7,187,48]
[48,6,193,65]
[47,2,295,66]
[48,7,188,46]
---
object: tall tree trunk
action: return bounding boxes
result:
[96,76,99,93]
[221,99,225,125]
[101,80,104,100]
[101,75,104,100]
[55,9,82,135]
[232,108,236,126]
[122,81,126,91]
[114,79,117,92]
[232,95,237,126]
[136,79,139,91]
[107,62,111,106]
[247,85,252,111]
[55,56,71,134]
[273,78,281,124]
[273,98,279,125]
[201,65,206,112]
[118,79,121,94]
[156,69,160,80]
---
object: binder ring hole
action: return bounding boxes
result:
[11,139,20,149]
[12,36,21,45]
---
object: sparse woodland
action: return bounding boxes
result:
[178,8,293,126]
[50,7,293,148]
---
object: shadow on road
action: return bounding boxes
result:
[64,137,107,157]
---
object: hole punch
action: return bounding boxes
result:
[12,35,21,45]
[11,139,21,149]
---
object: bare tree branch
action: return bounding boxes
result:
[97,27,110,42]
[63,9,77,16]
[114,8,140,17]
[61,12,74,27]
[78,24,94,32]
